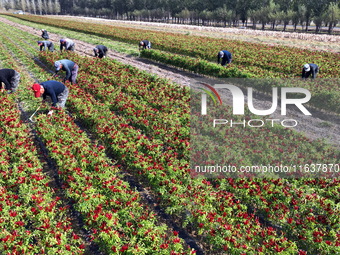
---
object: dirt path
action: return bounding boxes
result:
[2,16,339,149]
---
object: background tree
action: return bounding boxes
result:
[215,5,234,27]
[324,2,340,34]
[4,0,339,35]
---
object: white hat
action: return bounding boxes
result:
[303,64,310,72]
[219,51,224,57]
[54,61,62,71]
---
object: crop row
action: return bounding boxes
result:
[37,50,340,254]
[8,14,339,79]
[32,47,300,253]
[35,109,191,254]
[60,67,299,254]
[0,23,193,254]
[5,14,340,114]
[191,97,340,253]
[0,39,85,254]
[2,19,340,254]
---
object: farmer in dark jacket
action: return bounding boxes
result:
[139,40,151,50]
[217,50,232,66]
[37,41,54,51]
[302,63,319,79]
[41,29,49,40]
[0,68,20,93]
[32,80,69,115]
[54,59,79,84]
[60,39,75,52]
[93,45,108,58]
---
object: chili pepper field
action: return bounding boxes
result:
[0,14,339,255]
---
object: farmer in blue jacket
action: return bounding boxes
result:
[32,80,69,115]
[139,40,151,50]
[0,68,20,93]
[302,63,319,79]
[60,38,75,52]
[93,45,108,58]
[37,41,54,51]
[217,50,232,66]
[54,59,79,84]
[41,29,49,40]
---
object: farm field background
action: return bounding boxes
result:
[0,14,339,254]
[47,15,340,53]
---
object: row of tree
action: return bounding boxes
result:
[1,0,60,15]
[1,0,339,34]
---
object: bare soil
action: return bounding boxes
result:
[2,16,339,150]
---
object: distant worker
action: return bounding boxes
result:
[54,59,79,84]
[41,29,49,40]
[60,39,75,52]
[0,68,20,94]
[302,63,319,79]
[32,80,69,115]
[37,41,54,51]
[217,50,232,66]
[93,45,108,58]
[139,40,151,50]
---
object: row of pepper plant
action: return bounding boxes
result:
[0,21,194,254]
[5,13,340,114]
[0,35,85,254]
[190,94,340,254]
[39,47,339,254]
[2,22,296,253]
[2,14,336,254]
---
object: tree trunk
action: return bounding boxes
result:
[328,22,334,34]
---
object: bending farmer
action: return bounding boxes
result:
[54,59,79,84]
[60,39,75,52]
[0,68,20,93]
[139,40,151,50]
[93,45,108,58]
[302,63,319,79]
[37,41,54,51]
[32,80,69,115]
[217,50,232,66]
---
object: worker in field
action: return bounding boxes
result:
[217,50,232,66]
[0,68,20,94]
[302,63,319,79]
[60,38,75,52]
[37,41,54,51]
[54,59,79,84]
[41,29,49,40]
[139,40,151,50]
[93,45,108,58]
[32,80,69,115]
